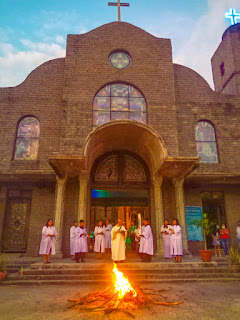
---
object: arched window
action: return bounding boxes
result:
[14,116,40,160]
[93,83,147,127]
[195,121,219,163]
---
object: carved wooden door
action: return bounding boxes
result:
[3,198,31,252]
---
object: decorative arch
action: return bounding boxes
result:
[83,120,168,177]
[93,83,147,127]
[14,116,40,160]
[195,120,219,163]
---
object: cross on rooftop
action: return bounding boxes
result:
[108,0,130,22]
[225,8,240,26]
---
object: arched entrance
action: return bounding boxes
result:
[90,151,150,230]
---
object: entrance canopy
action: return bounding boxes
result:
[84,120,168,177]
[49,120,199,179]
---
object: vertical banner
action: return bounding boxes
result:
[185,206,204,241]
[138,213,142,235]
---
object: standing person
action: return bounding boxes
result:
[94,220,106,259]
[212,225,221,257]
[160,219,171,259]
[237,221,240,253]
[129,221,137,252]
[139,218,154,262]
[220,223,230,256]
[76,220,88,263]
[105,219,113,254]
[169,219,183,263]
[39,219,57,264]
[70,220,80,260]
[111,219,127,262]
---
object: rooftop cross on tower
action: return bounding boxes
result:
[225,8,240,25]
[108,0,130,22]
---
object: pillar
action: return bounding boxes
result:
[78,177,88,223]
[53,176,66,258]
[153,176,164,256]
[172,178,191,255]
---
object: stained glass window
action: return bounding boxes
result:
[195,121,219,163]
[14,117,40,160]
[93,83,147,127]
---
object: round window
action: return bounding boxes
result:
[109,51,131,69]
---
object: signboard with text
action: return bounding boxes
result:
[185,206,204,241]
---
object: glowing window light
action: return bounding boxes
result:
[225,8,240,25]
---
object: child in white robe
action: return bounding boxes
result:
[169,218,183,263]
[94,220,106,259]
[139,218,154,262]
[105,219,113,253]
[76,220,88,262]
[39,219,57,264]
[160,219,171,259]
[70,220,80,260]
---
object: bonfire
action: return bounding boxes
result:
[68,263,183,318]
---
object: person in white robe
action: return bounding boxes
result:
[105,219,113,253]
[76,220,88,262]
[160,219,172,259]
[139,218,154,262]
[169,219,183,263]
[111,219,127,262]
[70,220,80,260]
[39,219,57,264]
[94,220,106,259]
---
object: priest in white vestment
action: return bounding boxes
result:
[39,219,57,264]
[105,219,113,253]
[111,219,127,262]
[169,218,183,263]
[70,220,80,260]
[94,220,106,259]
[139,218,153,262]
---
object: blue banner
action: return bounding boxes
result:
[185,206,204,241]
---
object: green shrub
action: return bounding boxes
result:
[228,247,240,265]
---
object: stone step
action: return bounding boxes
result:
[2,278,240,286]
[20,267,231,275]
[29,261,219,270]
[6,272,240,281]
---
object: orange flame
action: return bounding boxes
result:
[112,263,137,299]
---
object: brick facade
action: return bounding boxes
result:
[0,22,239,256]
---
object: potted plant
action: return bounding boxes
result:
[228,247,240,272]
[0,253,8,280]
[188,213,215,262]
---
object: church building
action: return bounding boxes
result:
[0,19,240,257]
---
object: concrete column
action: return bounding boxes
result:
[54,177,66,258]
[153,176,164,256]
[78,178,88,223]
[172,178,191,255]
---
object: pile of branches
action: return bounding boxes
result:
[68,285,183,318]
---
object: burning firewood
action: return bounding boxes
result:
[68,263,183,318]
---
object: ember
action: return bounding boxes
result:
[68,263,183,318]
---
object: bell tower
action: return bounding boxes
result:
[211,23,240,95]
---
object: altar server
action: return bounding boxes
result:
[94,220,106,258]
[105,219,113,253]
[70,220,80,260]
[76,220,88,262]
[160,219,172,258]
[111,219,127,262]
[169,219,183,263]
[139,218,154,262]
[39,219,57,264]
